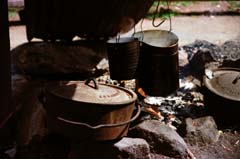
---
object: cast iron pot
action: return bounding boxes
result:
[203,67,240,126]
[40,79,139,141]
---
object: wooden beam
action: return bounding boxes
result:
[0,0,12,128]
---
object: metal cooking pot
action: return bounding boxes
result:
[203,67,240,125]
[107,37,140,80]
[134,30,179,96]
[41,79,139,141]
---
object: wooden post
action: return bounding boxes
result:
[0,0,12,127]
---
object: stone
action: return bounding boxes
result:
[15,81,48,146]
[11,41,107,80]
[178,48,189,68]
[182,40,223,62]
[181,40,223,80]
[129,120,194,159]
[184,116,220,146]
[114,137,151,159]
[188,48,214,79]
[221,39,240,68]
[221,39,240,61]
[68,141,119,159]
[150,153,175,159]
[12,74,29,110]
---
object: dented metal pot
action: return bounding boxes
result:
[203,67,240,125]
[41,79,139,141]
[134,30,179,96]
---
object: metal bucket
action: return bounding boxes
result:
[134,30,179,96]
[107,37,140,80]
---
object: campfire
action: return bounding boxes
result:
[4,36,239,159]
[2,1,240,158]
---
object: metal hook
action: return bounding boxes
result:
[152,0,172,32]
[152,0,165,27]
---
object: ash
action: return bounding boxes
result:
[141,79,205,130]
[96,73,205,130]
[95,39,240,131]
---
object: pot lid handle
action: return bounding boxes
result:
[232,73,240,84]
[85,78,99,90]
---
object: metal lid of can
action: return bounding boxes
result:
[204,68,240,101]
[49,79,137,105]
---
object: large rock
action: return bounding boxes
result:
[69,138,151,159]
[184,116,219,146]
[188,48,215,78]
[114,137,151,159]
[12,54,48,146]
[12,74,29,111]
[181,40,222,79]
[15,80,48,146]
[221,39,240,68]
[178,48,189,68]
[130,120,194,159]
[221,40,240,61]
[11,41,107,80]
[182,40,223,62]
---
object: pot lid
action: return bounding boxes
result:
[204,68,240,101]
[49,79,136,104]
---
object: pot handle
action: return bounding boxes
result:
[232,73,240,84]
[85,78,98,90]
[56,104,141,129]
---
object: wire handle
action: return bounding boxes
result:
[56,104,141,129]
[85,78,99,90]
[152,0,165,27]
[152,0,172,32]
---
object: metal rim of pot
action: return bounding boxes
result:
[55,103,141,129]
[107,36,139,44]
[133,29,179,49]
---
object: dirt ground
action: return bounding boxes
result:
[10,15,240,49]
[188,131,240,159]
